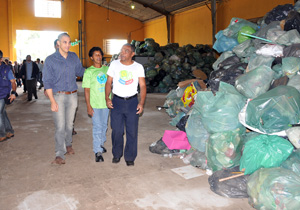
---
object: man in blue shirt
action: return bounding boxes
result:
[43,33,85,165]
[0,50,17,142]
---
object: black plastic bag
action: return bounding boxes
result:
[284,11,300,33]
[208,166,250,198]
[208,62,246,92]
[176,115,189,132]
[264,4,294,24]
[149,138,180,154]
[283,43,300,57]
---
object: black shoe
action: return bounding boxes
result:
[112,157,120,163]
[34,96,38,99]
[126,161,134,166]
[27,99,32,101]
[95,152,104,162]
[101,146,107,153]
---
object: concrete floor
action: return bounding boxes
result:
[0,83,253,210]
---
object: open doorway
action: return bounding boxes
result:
[15,30,64,63]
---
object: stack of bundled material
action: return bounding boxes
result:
[156,2,300,208]
[131,39,216,93]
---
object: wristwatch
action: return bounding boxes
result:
[11,91,16,95]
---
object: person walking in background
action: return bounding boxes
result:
[13,61,22,87]
[0,50,17,142]
[105,43,146,166]
[36,58,43,89]
[82,47,109,162]
[20,55,39,101]
[43,33,85,165]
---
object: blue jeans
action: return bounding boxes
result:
[111,96,139,161]
[52,92,78,159]
[92,108,109,153]
[0,99,14,138]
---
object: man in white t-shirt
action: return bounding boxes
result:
[105,43,146,166]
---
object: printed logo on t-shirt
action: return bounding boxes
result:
[97,72,107,92]
[118,70,133,85]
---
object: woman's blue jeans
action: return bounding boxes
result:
[92,108,109,154]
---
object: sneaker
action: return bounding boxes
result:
[112,157,121,163]
[95,152,104,162]
[126,161,134,166]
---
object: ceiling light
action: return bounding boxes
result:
[130,2,135,10]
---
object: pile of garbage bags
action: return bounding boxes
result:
[149,2,300,209]
[131,38,216,93]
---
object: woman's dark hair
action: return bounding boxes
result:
[89,47,104,57]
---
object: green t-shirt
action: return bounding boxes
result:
[82,65,109,109]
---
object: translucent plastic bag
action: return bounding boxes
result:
[232,39,256,58]
[163,90,184,117]
[206,127,246,172]
[235,65,275,99]
[253,21,281,49]
[240,134,294,175]
[256,44,283,57]
[212,51,234,70]
[208,166,249,198]
[208,63,247,92]
[285,126,300,148]
[247,54,275,71]
[283,43,300,57]
[223,18,258,38]
[276,29,300,46]
[195,82,246,133]
[272,64,284,79]
[185,110,209,152]
[281,149,300,176]
[282,56,300,78]
[245,85,300,134]
[190,150,208,169]
[169,111,185,126]
[247,167,300,210]
[213,30,238,53]
[287,73,300,93]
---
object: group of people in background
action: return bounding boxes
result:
[5,56,44,101]
[1,32,146,167]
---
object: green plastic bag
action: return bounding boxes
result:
[240,134,294,175]
[281,149,300,176]
[245,85,300,134]
[212,51,234,70]
[235,65,275,99]
[195,82,246,133]
[282,57,300,78]
[206,127,245,172]
[247,168,300,210]
[287,74,300,93]
[163,90,184,118]
[223,18,258,38]
[247,54,274,71]
[232,39,256,58]
[185,109,210,152]
[237,26,256,43]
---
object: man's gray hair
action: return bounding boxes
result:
[58,32,70,41]
[123,43,135,52]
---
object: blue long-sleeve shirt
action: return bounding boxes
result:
[42,50,85,93]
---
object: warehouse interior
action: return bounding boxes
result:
[1,0,300,209]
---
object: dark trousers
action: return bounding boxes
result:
[22,78,27,92]
[111,95,139,161]
[26,79,37,100]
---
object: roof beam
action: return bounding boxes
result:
[131,0,170,16]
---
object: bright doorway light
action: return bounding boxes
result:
[15,30,64,63]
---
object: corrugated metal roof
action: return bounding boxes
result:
[85,0,217,22]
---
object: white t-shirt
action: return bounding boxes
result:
[107,60,145,97]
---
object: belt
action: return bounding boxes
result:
[114,94,137,100]
[57,90,77,95]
